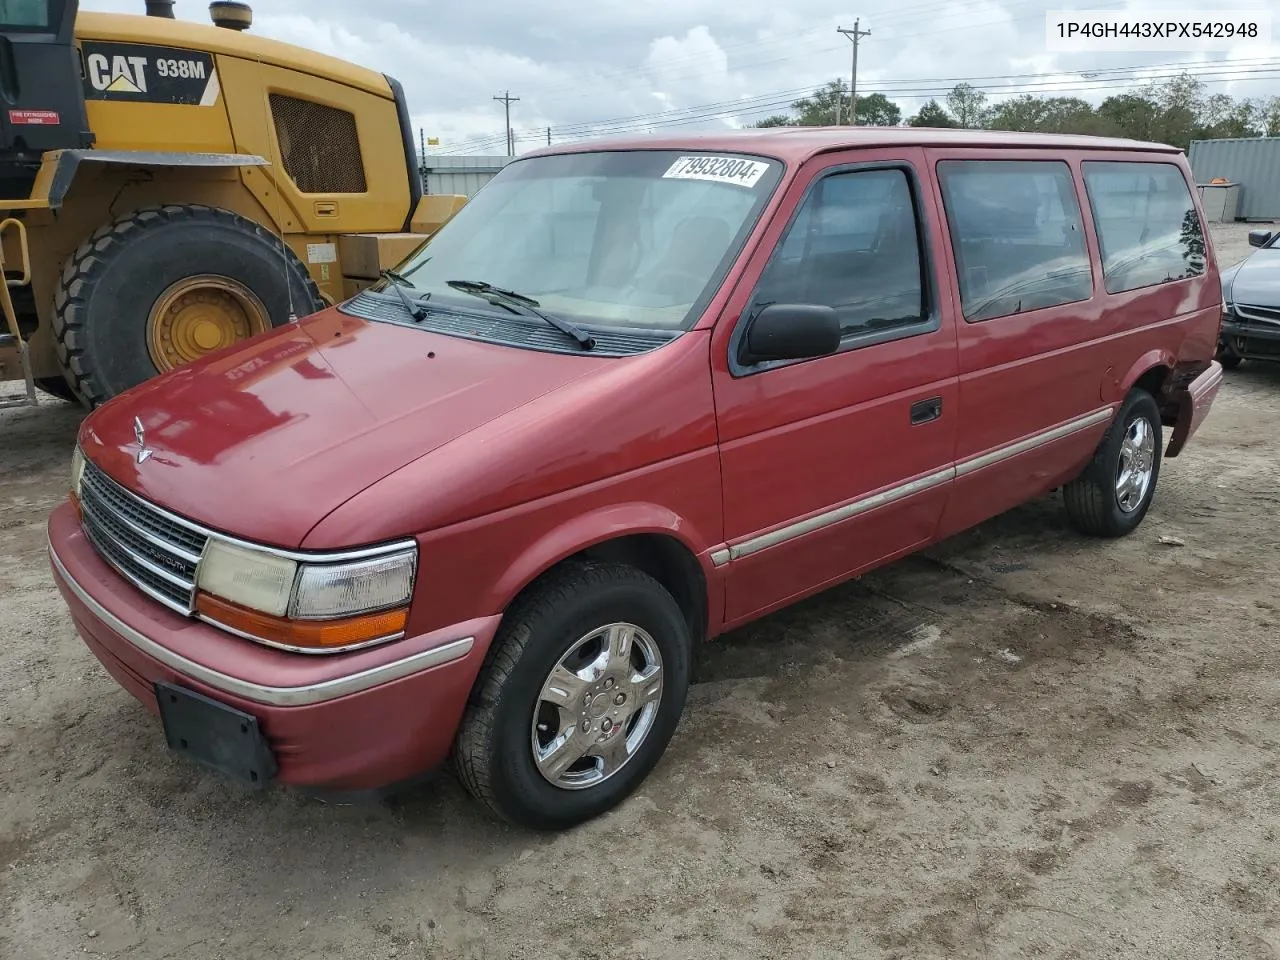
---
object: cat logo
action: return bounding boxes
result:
[86,53,149,94]
[80,41,217,106]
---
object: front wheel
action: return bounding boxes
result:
[1063,389,1162,538]
[454,562,691,830]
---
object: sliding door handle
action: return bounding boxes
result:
[910,397,943,425]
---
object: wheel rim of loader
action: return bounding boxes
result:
[146,275,270,373]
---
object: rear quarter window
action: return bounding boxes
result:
[937,160,1093,322]
[1081,161,1207,294]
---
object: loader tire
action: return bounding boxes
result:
[52,204,323,408]
[35,375,79,403]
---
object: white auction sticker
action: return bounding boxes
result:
[663,156,769,188]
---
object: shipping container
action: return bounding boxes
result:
[1188,138,1280,221]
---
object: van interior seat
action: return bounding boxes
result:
[636,215,733,300]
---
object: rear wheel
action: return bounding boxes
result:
[1063,389,1162,538]
[51,204,322,407]
[454,562,691,830]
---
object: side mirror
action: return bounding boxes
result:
[740,303,842,365]
[1248,229,1273,248]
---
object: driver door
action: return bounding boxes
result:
[708,148,960,625]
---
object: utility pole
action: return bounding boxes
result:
[547,126,552,146]
[493,90,520,156]
[837,20,871,126]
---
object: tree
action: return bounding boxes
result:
[753,81,903,128]
[790,79,849,125]
[1036,97,1098,133]
[945,82,989,128]
[1198,95,1261,139]
[988,94,1051,131]
[909,99,957,127]
[1146,72,1204,149]
[854,92,902,127]
[1262,96,1280,137]
[1095,93,1160,141]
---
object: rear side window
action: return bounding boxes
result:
[937,160,1093,322]
[754,167,927,339]
[1081,161,1206,294]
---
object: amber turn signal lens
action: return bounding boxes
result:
[195,592,408,650]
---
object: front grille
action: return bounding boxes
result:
[79,462,209,615]
[1235,303,1280,326]
[1240,337,1280,357]
[269,94,367,194]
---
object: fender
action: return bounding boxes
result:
[488,501,721,625]
[16,148,269,212]
[1112,347,1176,403]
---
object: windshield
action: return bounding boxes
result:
[391,150,783,332]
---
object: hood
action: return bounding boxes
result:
[1224,249,1280,307]
[78,309,604,548]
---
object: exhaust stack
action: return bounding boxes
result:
[209,1,253,30]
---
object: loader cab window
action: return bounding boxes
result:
[0,0,51,29]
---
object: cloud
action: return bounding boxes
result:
[76,0,1280,155]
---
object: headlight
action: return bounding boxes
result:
[199,539,297,616]
[70,446,85,499]
[194,539,417,653]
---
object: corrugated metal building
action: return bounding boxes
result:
[420,155,516,197]
[1188,137,1280,221]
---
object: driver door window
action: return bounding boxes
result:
[754,167,928,341]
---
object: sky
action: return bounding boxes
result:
[83,0,1280,156]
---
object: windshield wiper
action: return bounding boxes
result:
[446,279,595,350]
[379,269,430,322]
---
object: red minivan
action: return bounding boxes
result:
[48,129,1223,829]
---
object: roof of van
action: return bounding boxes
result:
[524,127,1182,163]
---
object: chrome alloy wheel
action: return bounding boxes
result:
[531,622,664,790]
[1115,416,1156,513]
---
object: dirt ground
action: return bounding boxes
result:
[3,222,1279,960]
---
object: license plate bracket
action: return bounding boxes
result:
[154,682,277,788]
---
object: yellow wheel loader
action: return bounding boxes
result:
[0,0,465,410]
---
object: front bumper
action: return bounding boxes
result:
[1221,316,1280,360]
[47,502,500,791]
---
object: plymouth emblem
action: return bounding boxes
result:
[132,416,153,464]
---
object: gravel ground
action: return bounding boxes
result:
[2,222,1278,960]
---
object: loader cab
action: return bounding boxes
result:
[0,0,93,198]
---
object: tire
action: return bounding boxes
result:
[454,562,692,830]
[1219,352,1243,370]
[51,204,322,408]
[35,375,78,403]
[1063,389,1162,538]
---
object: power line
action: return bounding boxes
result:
[512,0,1051,107]
[440,61,1280,153]
[434,59,1280,154]
[441,56,1280,153]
